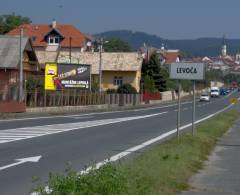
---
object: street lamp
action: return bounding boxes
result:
[98,38,109,93]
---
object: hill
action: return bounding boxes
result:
[95,30,240,57]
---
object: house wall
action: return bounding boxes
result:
[102,70,141,92]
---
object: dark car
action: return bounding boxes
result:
[220,88,227,95]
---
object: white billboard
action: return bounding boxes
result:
[170,63,205,80]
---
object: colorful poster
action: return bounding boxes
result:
[56,64,91,89]
[45,63,57,90]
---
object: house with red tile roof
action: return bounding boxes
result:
[7,20,90,68]
[163,50,180,64]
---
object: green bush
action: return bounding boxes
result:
[33,164,149,195]
[91,80,99,93]
[143,75,156,92]
[106,88,117,94]
[117,84,137,94]
[26,76,43,91]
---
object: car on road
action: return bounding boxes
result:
[200,94,210,102]
[220,88,227,96]
[211,87,220,97]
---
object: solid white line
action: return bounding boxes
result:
[80,103,235,174]
[0,100,193,122]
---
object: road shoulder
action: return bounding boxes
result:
[182,119,240,195]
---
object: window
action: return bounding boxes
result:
[31,36,36,42]
[48,36,60,45]
[114,76,123,86]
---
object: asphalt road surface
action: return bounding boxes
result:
[0,91,239,195]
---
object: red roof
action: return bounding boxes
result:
[7,23,87,48]
[164,51,180,64]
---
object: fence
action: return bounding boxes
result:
[0,83,26,113]
[0,83,19,102]
[143,91,162,102]
[24,89,143,108]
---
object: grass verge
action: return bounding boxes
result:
[33,110,239,195]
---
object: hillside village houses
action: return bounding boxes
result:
[140,43,180,69]
[0,35,39,112]
[7,20,143,92]
[201,36,240,74]
[0,36,39,96]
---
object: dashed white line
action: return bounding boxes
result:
[0,112,168,144]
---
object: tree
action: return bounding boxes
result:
[223,73,240,85]
[204,70,224,87]
[103,38,131,52]
[143,75,156,92]
[0,13,31,34]
[144,53,169,92]
[26,76,43,91]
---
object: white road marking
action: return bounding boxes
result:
[0,112,168,144]
[0,100,194,123]
[0,156,42,171]
[80,103,235,175]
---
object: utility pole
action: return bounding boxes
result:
[19,27,23,102]
[69,37,72,64]
[99,38,103,93]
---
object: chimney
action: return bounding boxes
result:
[52,20,57,28]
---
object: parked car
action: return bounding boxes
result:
[200,94,210,102]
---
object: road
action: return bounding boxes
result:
[0,91,239,195]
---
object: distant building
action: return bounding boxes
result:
[57,52,143,92]
[140,44,180,66]
[7,20,91,69]
[0,35,40,100]
[221,35,227,57]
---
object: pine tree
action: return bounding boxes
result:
[145,53,169,92]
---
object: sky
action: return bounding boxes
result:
[1,0,240,39]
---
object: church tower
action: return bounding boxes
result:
[221,34,227,57]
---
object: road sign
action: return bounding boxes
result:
[170,63,205,80]
[170,63,205,138]
[230,98,238,104]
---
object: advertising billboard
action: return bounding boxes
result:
[45,63,57,90]
[45,63,91,90]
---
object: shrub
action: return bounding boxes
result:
[143,75,156,92]
[26,76,43,91]
[117,84,137,94]
[106,88,117,94]
[33,164,149,195]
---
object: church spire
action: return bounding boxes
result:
[222,34,227,57]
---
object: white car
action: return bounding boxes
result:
[210,87,220,97]
[200,94,210,102]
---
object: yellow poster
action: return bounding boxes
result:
[45,63,57,90]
